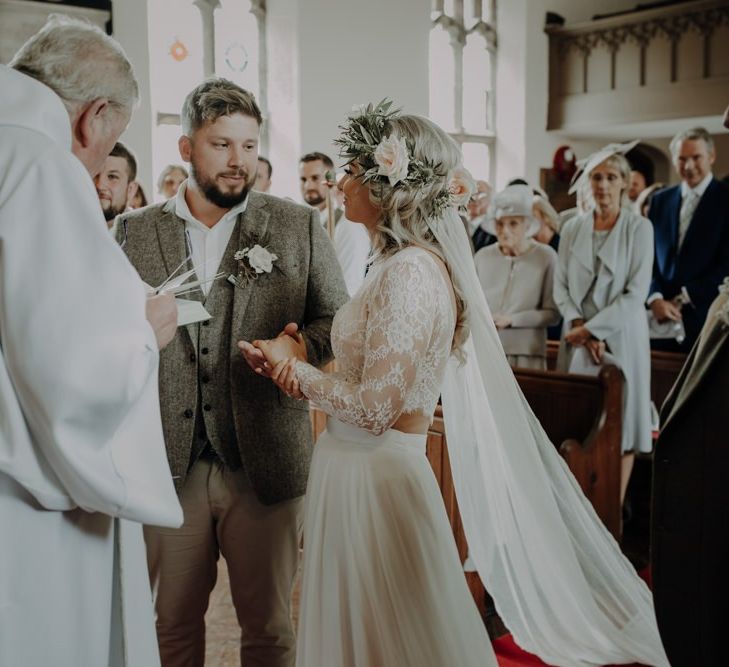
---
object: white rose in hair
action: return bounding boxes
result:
[374,135,410,186]
[246,244,278,274]
[448,166,476,206]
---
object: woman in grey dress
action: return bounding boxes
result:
[554,143,654,503]
[475,184,560,369]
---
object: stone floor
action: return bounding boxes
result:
[204,558,301,667]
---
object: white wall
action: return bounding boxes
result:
[494,0,639,189]
[267,0,430,200]
[494,0,729,191]
[112,0,154,199]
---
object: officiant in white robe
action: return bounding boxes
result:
[0,18,182,667]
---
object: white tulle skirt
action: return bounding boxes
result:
[296,418,497,667]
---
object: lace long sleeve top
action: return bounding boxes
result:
[296,247,456,435]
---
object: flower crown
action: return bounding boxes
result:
[334,99,475,218]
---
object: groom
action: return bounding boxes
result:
[117,78,348,666]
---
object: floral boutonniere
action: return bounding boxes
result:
[227,243,279,289]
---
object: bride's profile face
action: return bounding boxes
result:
[339,162,381,230]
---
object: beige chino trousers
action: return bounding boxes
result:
[145,459,303,667]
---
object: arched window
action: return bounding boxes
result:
[429,0,496,182]
[147,0,267,200]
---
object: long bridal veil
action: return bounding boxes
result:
[427,208,668,667]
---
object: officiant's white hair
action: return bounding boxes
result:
[10,15,138,117]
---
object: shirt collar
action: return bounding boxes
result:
[681,172,713,199]
[164,180,249,229]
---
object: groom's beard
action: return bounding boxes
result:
[191,160,252,209]
[99,196,127,222]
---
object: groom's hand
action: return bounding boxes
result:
[238,340,272,377]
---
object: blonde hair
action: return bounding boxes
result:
[590,153,632,207]
[363,115,469,352]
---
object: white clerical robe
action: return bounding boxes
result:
[0,65,183,666]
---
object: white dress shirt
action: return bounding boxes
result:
[680,171,713,202]
[318,206,371,296]
[166,181,248,295]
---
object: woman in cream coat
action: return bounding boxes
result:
[475,184,560,369]
[554,144,654,503]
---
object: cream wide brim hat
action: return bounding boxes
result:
[483,184,541,237]
[568,139,640,195]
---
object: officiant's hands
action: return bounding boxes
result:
[146,293,178,350]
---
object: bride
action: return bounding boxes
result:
[247,101,668,667]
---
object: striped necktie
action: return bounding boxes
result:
[677,189,699,249]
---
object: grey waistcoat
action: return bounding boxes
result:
[116,192,348,504]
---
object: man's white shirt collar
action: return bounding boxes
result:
[164,180,249,228]
[681,172,713,200]
[164,180,249,295]
[318,204,332,226]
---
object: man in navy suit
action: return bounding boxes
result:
[651,104,729,667]
[647,127,729,351]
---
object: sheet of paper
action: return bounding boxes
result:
[176,298,211,327]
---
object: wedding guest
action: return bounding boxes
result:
[467,179,494,252]
[647,127,729,351]
[532,189,561,252]
[94,141,138,227]
[130,181,148,209]
[554,141,654,504]
[255,155,272,192]
[157,163,188,199]
[118,78,348,667]
[299,151,370,295]
[633,182,664,217]
[475,184,559,369]
[1,16,182,666]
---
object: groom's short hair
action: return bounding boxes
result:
[181,77,262,134]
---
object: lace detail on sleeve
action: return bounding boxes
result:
[296,252,450,435]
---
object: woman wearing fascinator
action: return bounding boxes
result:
[554,141,654,505]
[246,102,668,667]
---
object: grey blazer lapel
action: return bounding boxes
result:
[661,322,729,434]
[155,208,204,347]
[231,196,271,332]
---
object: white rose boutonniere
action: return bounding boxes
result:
[374,135,410,186]
[229,243,279,289]
[447,166,476,206]
[243,244,277,273]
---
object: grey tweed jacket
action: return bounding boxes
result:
[116,192,348,504]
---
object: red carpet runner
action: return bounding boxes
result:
[493,635,645,667]
[492,567,653,666]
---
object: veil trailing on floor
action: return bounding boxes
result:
[427,207,669,667]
